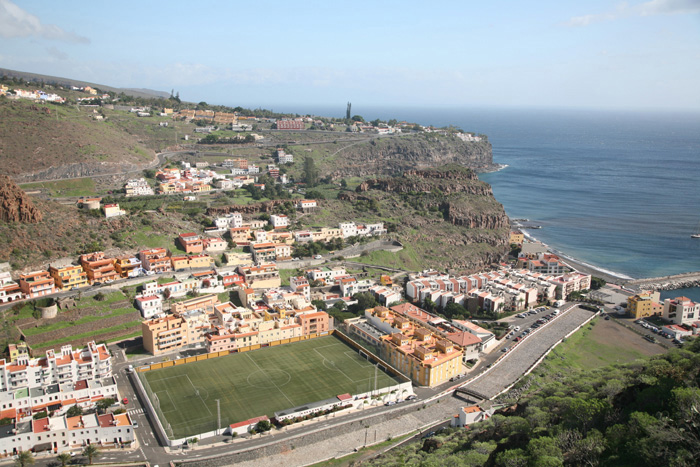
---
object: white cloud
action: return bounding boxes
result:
[0,0,90,43]
[566,0,700,26]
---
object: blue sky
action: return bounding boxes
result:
[1,0,699,111]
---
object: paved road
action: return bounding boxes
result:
[463,305,596,398]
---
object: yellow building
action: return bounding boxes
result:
[142,315,188,356]
[171,254,215,270]
[509,230,525,245]
[366,307,463,387]
[48,264,89,291]
[627,291,662,319]
[8,342,28,362]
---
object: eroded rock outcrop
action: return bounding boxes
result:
[0,175,42,223]
[206,199,289,216]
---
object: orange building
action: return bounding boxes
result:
[297,311,330,335]
[177,232,204,253]
[365,306,463,387]
[142,315,188,355]
[79,252,119,283]
[19,271,56,298]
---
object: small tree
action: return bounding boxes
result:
[66,405,83,417]
[255,419,272,433]
[14,450,34,467]
[57,452,71,467]
[82,444,99,465]
[95,397,115,414]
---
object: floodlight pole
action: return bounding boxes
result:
[216,399,221,435]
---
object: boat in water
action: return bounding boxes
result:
[692,221,700,238]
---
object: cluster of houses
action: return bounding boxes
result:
[0,342,135,457]
[0,84,103,104]
[123,152,299,197]
[139,266,331,357]
[626,291,700,338]
[405,267,591,314]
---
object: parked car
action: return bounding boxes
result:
[313,255,322,259]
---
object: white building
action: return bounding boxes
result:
[0,412,134,456]
[214,212,243,230]
[369,285,402,306]
[306,267,347,283]
[662,296,699,326]
[276,148,294,164]
[0,342,112,394]
[270,214,289,229]
[124,178,154,197]
[134,294,163,319]
[451,320,497,352]
[339,222,358,238]
[214,178,239,190]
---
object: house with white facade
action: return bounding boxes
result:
[134,294,163,319]
[270,214,289,229]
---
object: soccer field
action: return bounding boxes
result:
[140,335,402,439]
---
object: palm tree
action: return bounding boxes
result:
[57,452,71,467]
[14,450,34,467]
[82,444,99,465]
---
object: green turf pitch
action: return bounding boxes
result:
[140,335,402,438]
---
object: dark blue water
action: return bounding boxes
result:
[270,105,700,297]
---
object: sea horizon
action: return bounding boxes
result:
[265,106,700,299]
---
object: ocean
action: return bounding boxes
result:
[270,105,700,300]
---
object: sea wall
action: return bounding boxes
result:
[627,271,700,291]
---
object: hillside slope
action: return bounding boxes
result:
[0,99,157,180]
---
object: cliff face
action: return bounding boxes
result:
[357,168,494,197]
[206,199,289,216]
[0,175,42,223]
[326,133,494,178]
[340,165,510,272]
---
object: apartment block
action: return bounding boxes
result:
[142,315,188,356]
[238,264,281,289]
[48,265,88,291]
[0,342,112,393]
[170,294,220,317]
[18,271,56,299]
[364,306,463,387]
[627,291,662,319]
[113,255,142,279]
[139,248,172,274]
[662,296,699,326]
[79,252,119,284]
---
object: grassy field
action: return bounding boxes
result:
[20,178,97,197]
[540,318,657,373]
[141,335,402,439]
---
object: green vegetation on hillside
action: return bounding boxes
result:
[365,332,699,467]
